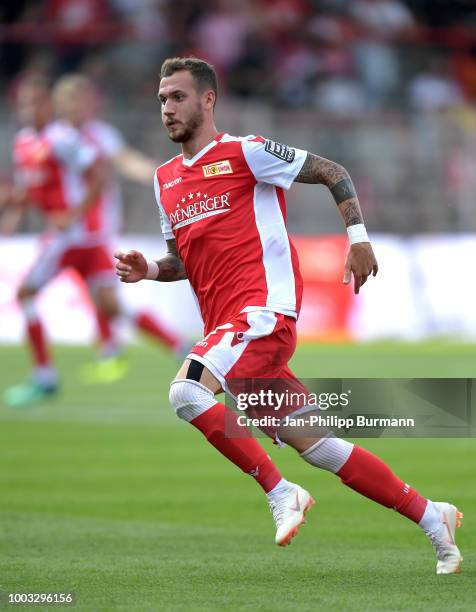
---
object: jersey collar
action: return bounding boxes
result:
[181,132,225,167]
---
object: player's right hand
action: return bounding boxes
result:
[114,250,148,283]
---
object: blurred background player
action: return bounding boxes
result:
[1,75,181,406]
[1,74,111,405]
[52,73,184,382]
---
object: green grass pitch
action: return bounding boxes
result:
[1,341,475,611]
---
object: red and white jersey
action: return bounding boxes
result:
[154,133,307,334]
[12,120,101,240]
[80,119,124,236]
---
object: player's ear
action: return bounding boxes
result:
[204,89,215,110]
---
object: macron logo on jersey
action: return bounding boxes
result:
[163,176,182,190]
[169,191,231,229]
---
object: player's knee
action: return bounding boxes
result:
[94,289,120,318]
[100,301,120,318]
[169,379,216,422]
[17,285,36,302]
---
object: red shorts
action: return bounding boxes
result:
[188,310,311,439]
[24,236,115,290]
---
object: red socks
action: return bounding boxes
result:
[135,311,179,350]
[337,446,428,523]
[95,309,180,355]
[185,402,428,521]
[191,402,282,493]
[26,320,50,367]
[96,310,114,344]
[95,309,120,357]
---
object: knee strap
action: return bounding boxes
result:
[169,379,216,422]
[186,360,204,381]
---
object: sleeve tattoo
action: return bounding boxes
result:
[155,239,187,281]
[294,152,364,227]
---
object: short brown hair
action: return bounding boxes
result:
[160,57,218,102]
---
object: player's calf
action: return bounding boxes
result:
[168,374,283,495]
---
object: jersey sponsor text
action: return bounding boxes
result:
[170,192,231,229]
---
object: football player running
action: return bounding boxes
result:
[115,58,463,574]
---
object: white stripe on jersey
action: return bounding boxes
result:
[252,182,296,312]
[154,172,174,239]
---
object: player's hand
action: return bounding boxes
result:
[343,242,378,294]
[114,250,148,283]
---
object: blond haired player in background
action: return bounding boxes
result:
[116,58,462,574]
[1,75,112,404]
[1,75,182,406]
[52,74,184,382]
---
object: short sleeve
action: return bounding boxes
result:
[154,172,174,240]
[47,122,97,170]
[241,136,307,190]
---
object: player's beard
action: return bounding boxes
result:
[166,105,204,143]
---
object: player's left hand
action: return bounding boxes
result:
[343,242,378,294]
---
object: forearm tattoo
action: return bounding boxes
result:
[295,152,364,226]
[330,178,357,204]
[340,200,363,227]
[157,239,187,281]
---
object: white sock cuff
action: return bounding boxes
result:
[419,500,439,533]
[267,478,291,497]
[301,436,354,473]
[22,297,38,322]
[169,378,217,422]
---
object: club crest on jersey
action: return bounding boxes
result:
[202,159,233,178]
[264,139,295,163]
